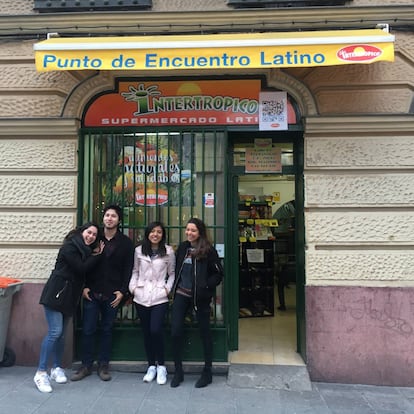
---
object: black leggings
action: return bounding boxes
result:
[135,302,169,366]
[170,294,212,369]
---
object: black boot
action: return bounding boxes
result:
[170,367,184,388]
[195,367,212,388]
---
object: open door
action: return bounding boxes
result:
[227,131,306,364]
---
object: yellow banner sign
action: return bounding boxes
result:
[34,29,394,72]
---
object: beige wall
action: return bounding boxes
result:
[0,33,81,282]
[0,2,412,283]
[0,124,79,282]
[0,28,413,285]
[286,32,414,115]
[304,118,414,287]
[296,31,414,288]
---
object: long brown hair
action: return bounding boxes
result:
[187,217,212,259]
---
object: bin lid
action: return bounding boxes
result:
[0,277,23,288]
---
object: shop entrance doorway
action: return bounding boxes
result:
[227,131,306,365]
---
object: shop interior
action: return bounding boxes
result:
[229,172,304,366]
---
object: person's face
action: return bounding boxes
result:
[148,226,163,247]
[185,223,200,245]
[82,226,98,245]
[103,209,120,230]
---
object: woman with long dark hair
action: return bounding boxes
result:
[170,218,224,388]
[129,221,175,385]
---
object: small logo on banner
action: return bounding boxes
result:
[337,45,382,62]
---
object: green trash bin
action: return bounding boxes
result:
[0,277,23,367]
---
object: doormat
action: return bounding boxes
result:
[227,364,312,391]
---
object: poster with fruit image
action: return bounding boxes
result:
[110,135,192,207]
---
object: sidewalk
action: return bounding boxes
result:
[1,365,414,413]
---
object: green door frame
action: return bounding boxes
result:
[226,172,241,349]
[294,133,306,358]
[76,126,305,361]
[226,129,306,360]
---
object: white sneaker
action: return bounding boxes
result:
[34,372,52,393]
[156,365,167,385]
[143,365,157,383]
[50,367,68,384]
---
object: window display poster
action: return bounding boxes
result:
[109,134,193,207]
[259,91,288,131]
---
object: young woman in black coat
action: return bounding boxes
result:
[34,222,104,393]
[170,218,224,388]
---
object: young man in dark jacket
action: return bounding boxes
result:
[71,205,135,382]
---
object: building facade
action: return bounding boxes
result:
[1,0,414,386]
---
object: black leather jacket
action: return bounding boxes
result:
[172,241,223,309]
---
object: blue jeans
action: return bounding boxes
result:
[38,306,70,371]
[80,294,118,367]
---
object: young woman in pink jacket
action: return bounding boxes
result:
[129,221,175,385]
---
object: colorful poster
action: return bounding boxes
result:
[204,193,215,208]
[109,135,193,206]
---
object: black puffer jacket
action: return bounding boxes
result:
[40,234,102,316]
[172,241,224,308]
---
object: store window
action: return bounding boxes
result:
[80,129,226,327]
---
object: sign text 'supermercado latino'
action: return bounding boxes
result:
[34,29,395,72]
[83,79,296,128]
